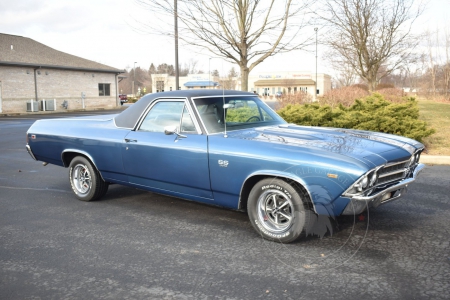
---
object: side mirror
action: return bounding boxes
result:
[164,125,187,139]
[164,125,178,135]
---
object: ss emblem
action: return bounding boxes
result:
[218,160,229,167]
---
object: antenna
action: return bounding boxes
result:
[222,60,227,138]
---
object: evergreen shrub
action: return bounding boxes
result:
[277,93,435,142]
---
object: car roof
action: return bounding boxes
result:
[114,89,256,129]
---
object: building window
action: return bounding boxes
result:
[156,81,165,92]
[99,83,111,96]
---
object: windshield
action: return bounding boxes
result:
[193,96,286,134]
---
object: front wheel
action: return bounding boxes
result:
[247,178,314,243]
[69,156,108,201]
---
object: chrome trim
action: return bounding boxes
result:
[26,144,37,161]
[341,163,425,215]
[378,168,407,178]
[383,158,410,168]
[61,149,106,182]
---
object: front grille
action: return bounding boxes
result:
[381,161,409,175]
[377,160,410,186]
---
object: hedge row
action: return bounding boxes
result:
[277,93,435,142]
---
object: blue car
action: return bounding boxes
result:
[26,90,425,243]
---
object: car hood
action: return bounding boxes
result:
[226,124,423,168]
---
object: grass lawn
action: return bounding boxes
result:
[418,99,450,155]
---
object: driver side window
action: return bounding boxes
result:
[139,101,184,132]
[138,101,197,133]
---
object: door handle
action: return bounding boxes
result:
[124,138,138,143]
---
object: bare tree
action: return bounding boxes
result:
[317,0,423,91]
[426,29,439,98]
[135,0,311,91]
[119,67,152,95]
[444,26,450,98]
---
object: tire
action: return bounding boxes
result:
[247,178,315,243]
[69,156,109,201]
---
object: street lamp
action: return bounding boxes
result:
[314,28,318,101]
[132,61,137,96]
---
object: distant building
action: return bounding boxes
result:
[248,71,331,97]
[0,33,124,114]
[151,73,221,92]
[151,71,331,97]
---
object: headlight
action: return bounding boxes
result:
[344,167,380,196]
[354,176,369,192]
[369,172,378,187]
[360,177,369,189]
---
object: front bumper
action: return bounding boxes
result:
[341,163,425,215]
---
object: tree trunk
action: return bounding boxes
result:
[240,65,250,92]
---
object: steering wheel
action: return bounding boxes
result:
[245,116,261,122]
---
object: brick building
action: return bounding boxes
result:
[0,33,124,114]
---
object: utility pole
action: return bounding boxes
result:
[174,0,179,90]
[314,27,318,101]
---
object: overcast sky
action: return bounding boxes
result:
[1,0,449,76]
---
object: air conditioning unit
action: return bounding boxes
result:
[41,99,56,111]
[26,100,39,112]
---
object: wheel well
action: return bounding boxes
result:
[239,175,312,210]
[62,152,96,170]
[62,151,107,182]
[62,152,81,167]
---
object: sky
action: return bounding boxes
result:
[1,0,449,77]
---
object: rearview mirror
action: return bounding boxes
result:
[223,104,235,109]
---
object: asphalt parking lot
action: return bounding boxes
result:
[1,110,449,299]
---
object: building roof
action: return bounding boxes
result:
[254,79,315,86]
[0,33,123,73]
[184,81,219,87]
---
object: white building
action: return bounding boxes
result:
[248,71,331,97]
[151,71,331,97]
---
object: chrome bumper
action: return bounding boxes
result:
[26,144,37,161]
[341,163,425,215]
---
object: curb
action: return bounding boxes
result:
[0,107,127,117]
[420,155,450,166]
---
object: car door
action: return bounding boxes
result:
[122,99,213,201]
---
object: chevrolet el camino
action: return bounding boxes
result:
[26,90,425,243]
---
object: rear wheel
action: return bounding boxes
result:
[247,178,314,243]
[69,156,108,201]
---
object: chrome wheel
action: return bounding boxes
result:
[257,189,294,233]
[72,164,92,195]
